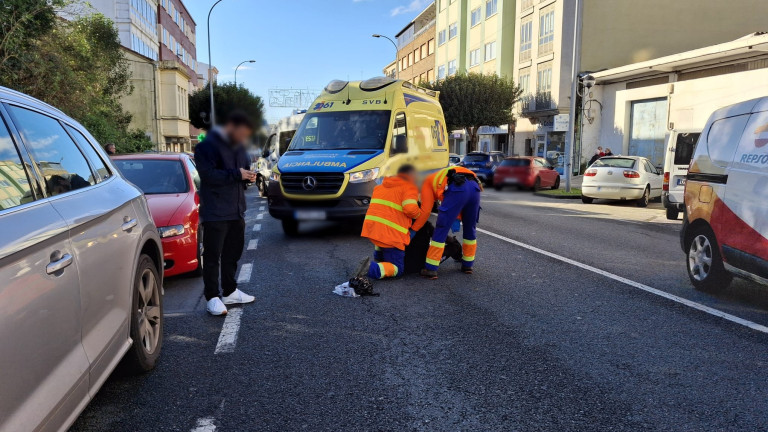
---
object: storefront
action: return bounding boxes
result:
[477,125,510,155]
[449,131,467,155]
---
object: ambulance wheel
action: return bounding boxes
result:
[282,218,299,236]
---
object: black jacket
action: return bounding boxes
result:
[194,129,250,222]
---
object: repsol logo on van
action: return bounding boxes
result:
[283,161,348,168]
[738,153,768,165]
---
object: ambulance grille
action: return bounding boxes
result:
[281,172,345,194]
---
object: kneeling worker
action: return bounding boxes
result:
[359,165,421,279]
[412,166,481,279]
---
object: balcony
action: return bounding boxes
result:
[520,92,558,117]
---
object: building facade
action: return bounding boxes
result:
[394,2,437,85]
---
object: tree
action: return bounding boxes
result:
[189,82,264,131]
[424,73,522,153]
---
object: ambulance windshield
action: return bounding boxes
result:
[289,111,391,151]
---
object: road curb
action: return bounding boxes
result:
[533,192,582,200]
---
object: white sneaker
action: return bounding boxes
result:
[222,289,255,305]
[207,297,228,316]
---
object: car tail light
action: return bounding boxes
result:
[585,169,597,177]
[663,171,670,191]
[623,170,640,178]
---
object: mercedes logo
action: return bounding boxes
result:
[302,176,317,191]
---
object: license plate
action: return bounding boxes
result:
[597,187,618,192]
[677,178,686,186]
[295,210,326,220]
[504,178,518,184]
[469,167,479,171]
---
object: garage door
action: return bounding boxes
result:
[628,98,668,168]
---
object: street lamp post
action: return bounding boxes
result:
[564,0,584,192]
[234,60,256,86]
[207,0,225,126]
[372,34,398,80]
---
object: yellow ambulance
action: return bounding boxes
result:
[267,77,449,234]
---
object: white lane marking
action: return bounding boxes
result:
[215,307,243,354]
[477,227,768,334]
[236,263,253,283]
[253,223,261,232]
[191,417,216,432]
[259,206,265,211]
[256,213,264,220]
[248,239,259,250]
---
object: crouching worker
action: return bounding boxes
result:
[359,165,421,279]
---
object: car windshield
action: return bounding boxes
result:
[114,159,188,194]
[463,154,489,163]
[501,158,530,167]
[449,156,461,163]
[593,158,637,169]
[673,133,700,165]
[289,111,391,151]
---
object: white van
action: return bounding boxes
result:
[254,111,305,195]
[681,97,768,290]
[662,130,701,219]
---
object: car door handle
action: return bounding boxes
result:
[46,253,73,275]
[122,218,138,232]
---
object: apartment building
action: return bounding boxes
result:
[158,0,197,151]
[513,0,768,171]
[394,2,437,85]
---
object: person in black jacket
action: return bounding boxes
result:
[195,111,258,316]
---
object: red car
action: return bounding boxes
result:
[493,156,560,191]
[112,153,202,277]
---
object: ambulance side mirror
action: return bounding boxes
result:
[391,134,408,155]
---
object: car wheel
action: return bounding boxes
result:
[493,185,502,191]
[533,177,541,192]
[666,207,679,220]
[686,226,732,291]
[282,218,299,236]
[581,196,594,204]
[637,186,650,207]
[191,225,203,276]
[552,176,560,190]
[121,254,163,374]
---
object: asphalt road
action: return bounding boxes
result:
[70,187,768,431]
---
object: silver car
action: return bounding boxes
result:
[0,87,164,431]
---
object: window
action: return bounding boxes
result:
[114,160,188,194]
[427,69,434,82]
[0,117,34,210]
[673,133,700,166]
[438,65,446,79]
[521,0,534,10]
[401,57,407,71]
[421,44,427,59]
[279,131,296,155]
[64,125,110,181]
[392,112,407,155]
[707,115,750,168]
[471,8,482,27]
[448,59,457,76]
[438,29,447,46]
[469,48,481,67]
[448,22,458,40]
[536,62,553,108]
[539,6,555,54]
[9,106,96,196]
[519,68,530,97]
[414,48,420,63]
[408,52,413,67]
[485,0,498,17]
[439,0,447,11]
[520,19,533,61]
[643,160,657,173]
[428,39,435,55]
[484,41,496,61]
[185,157,201,190]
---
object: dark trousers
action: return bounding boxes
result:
[202,219,245,301]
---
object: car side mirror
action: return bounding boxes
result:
[391,134,408,155]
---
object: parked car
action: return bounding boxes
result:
[493,156,560,191]
[257,111,305,197]
[662,130,701,220]
[681,97,768,291]
[112,153,202,277]
[0,86,163,432]
[449,153,462,166]
[460,151,505,184]
[581,156,663,207]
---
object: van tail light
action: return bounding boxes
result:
[663,172,670,191]
[623,170,640,178]
[585,169,597,177]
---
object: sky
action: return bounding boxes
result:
[184,0,432,124]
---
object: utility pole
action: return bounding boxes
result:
[565,0,584,192]
[207,0,224,126]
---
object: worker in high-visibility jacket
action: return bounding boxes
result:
[412,166,481,279]
[360,165,421,279]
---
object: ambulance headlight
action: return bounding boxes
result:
[270,171,280,182]
[349,168,380,183]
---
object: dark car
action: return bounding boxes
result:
[460,151,505,184]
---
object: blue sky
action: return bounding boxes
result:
[184,0,431,123]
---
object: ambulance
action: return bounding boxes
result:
[267,77,449,234]
[681,97,768,291]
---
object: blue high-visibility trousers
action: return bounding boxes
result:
[368,247,405,279]
[425,180,481,271]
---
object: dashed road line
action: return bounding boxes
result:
[236,263,253,283]
[214,307,243,354]
[256,213,264,220]
[477,227,768,335]
[253,223,261,232]
[248,239,259,250]
[190,417,216,432]
[259,205,265,211]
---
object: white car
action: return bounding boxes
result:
[581,156,663,207]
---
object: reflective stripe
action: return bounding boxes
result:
[402,199,418,206]
[462,239,477,245]
[377,263,386,278]
[365,215,408,234]
[430,240,445,248]
[462,255,475,262]
[426,257,441,266]
[370,198,402,211]
[432,168,449,190]
[374,245,381,251]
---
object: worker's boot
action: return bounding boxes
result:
[460,266,474,275]
[354,257,371,279]
[420,269,438,280]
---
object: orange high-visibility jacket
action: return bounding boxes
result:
[361,175,421,250]
[412,166,479,231]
